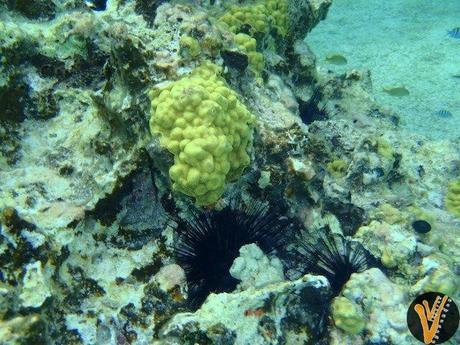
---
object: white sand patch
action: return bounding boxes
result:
[307,0,460,140]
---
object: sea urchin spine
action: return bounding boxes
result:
[174,199,291,308]
[299,227,378,295]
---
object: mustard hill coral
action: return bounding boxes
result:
[233,33,264,74]
[219,1,288,36]
[217,0,288,74]
[149,62,255,205]
[179,35,201,58]
[266,0,288,36]
[445,178,460,218]
[331,296,366,334]
[219,4,269,35]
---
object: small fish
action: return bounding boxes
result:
[434,109,453,118]
[452,75,460,80]
[85,0,107,11]
[382,86,410,97]
[447,27,460,39]
[325,53,347,65]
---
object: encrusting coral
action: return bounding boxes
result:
[331,296,365,334]
[149,62,255,205]
[445,178,460,218]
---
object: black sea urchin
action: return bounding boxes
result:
[174,199,291,309]
[299,227,378,295]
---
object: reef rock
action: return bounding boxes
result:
[159,274,330,345]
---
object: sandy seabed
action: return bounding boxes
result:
[307,0,460,140]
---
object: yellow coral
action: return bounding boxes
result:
[266,0,288,36]
[331,297,365,334]
[326,159,348,178]
[217,0,288,74]
[445,178,460,218]
[179,35,201,58]
[219,1,287,36]
[149,62,255,205]
[219,4,269,35]
[374,203,406,224]
[376,138,394,159]
[233,33,264,74]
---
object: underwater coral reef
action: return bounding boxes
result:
[0,1,459,344]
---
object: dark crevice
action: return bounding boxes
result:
[298,87,328,124]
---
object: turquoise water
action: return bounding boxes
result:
[307,0,460,140]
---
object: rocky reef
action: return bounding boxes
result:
[0,0,459,344]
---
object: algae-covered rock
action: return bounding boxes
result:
[19,261,52,308]
[326,159,348,178]
[5,0,57,20]
[356,221,416,270]
[331,268,414,345]
[420,266,458,297]
[230,243,284,290]
[0,314,46,344]
[160,274,330,344]
[413,255,459,297]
